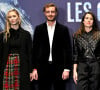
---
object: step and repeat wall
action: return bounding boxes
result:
[19,0,100,35]
[0,0,100,36]
[0,0,100,90]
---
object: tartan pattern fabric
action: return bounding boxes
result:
[3,54,20,90]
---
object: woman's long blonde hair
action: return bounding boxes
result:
[4,9,21,41]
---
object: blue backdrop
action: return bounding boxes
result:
[0,0,100,90]
[19,0,100,34]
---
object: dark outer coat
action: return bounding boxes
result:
[0,28,32,90]
[32,22,72,80]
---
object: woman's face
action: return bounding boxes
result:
[7,11,19,25]
[83,14,93,28]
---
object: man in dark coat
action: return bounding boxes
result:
[31,3,72,90]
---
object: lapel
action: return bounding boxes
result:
[43,22,60,48]
[43,23,50,47]
[52,22,59,48]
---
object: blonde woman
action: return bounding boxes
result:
[0,9,32,90]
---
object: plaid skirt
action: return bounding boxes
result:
[3,54,20,90]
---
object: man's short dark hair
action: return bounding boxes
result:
[43,3,58,12]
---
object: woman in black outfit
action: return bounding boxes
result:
[73,12,100,90]
[0,9,32,90]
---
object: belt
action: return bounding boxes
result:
[79,59,97,63]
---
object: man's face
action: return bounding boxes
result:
[44,6,57,21]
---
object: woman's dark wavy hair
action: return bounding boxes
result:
[75,11,99,36]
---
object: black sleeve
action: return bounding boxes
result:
[73,35,79,64]
[63,27,72,70]
[32,26,40,70]
[0,33,3,71]
[26,32,33,73]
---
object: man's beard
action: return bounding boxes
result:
[46,16,56,21]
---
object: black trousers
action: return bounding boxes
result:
[76,61,100,90]
[38,63,65,90]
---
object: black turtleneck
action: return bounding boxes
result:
[8,28,21,54]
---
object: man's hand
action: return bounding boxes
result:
[62,70,70,80]
[30,69,38,81]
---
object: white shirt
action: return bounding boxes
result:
[47,21,56,62]
[47,21,70,71]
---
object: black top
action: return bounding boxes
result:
[73,30,100,63]
[9,28,21,54]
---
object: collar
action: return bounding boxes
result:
[46,21,56,27]
[84,29,94,35]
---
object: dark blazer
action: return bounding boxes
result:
[32,22,72,79]
[0,28,32,90]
